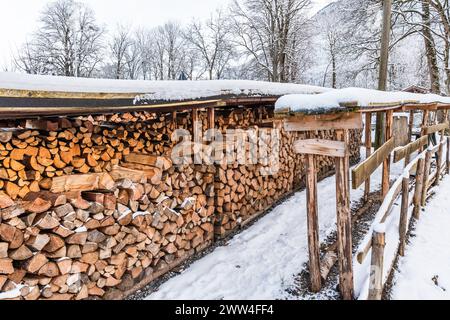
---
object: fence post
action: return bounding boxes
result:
[413,158,425,219]
[399,177,409,256]
[382,111,393,197]
[305,154,322,292]
[447,137,450,175]
[365,113,372,201]
[368,231,385,300]
[421,150,432,207]
[335,129,354,301]
[436,141,444,186]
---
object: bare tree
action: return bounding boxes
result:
[184,10,234,80]
[230,0,311,82]
[109,25,133,79]
[15,0,104,77]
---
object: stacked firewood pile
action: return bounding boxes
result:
[213,108,362,237]
[0,107,361,299]
[0,115,214,300]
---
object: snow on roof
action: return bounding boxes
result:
[0,72,329,102]
[275,87,450,114]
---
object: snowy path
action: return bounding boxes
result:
[391,174,450,300]
[145,151,403,300]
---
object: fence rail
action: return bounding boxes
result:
[355,129,449,300]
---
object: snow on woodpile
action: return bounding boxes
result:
[0,72,329,102]
[276,87,450,114]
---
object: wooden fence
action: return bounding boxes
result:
[354,120,450,300]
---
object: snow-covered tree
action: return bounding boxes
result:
[15,0,105,77]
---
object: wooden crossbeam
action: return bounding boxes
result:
[352,138,395,189]
[294,139,346,157]
[393,135,428,163]
[424,122,449,135]
[284,112,362,132]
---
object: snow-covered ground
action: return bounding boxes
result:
[145,149,404,300]
[391,174,450,300]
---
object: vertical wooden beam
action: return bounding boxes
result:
[364,113,372,200]
[207,108,215,130]
[335,129,354,300]
[406,110,415,165]
[368,231,385,300]
[382,111,393,197]
[399,177,409,257]
[306,154,322,292]
[436,141,443,186]
[447,137,450,175]
[413,158,425,219]
[421,110,430,152]
[421,150,433,206]
[192,108,199,130]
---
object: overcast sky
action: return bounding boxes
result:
[0,0,334,69]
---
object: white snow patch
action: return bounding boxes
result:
[276,87,450,112]
[391,174,450,300]
[0,72,329,102]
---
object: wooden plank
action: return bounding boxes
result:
[335,129,354,300]
[399,177,409,257]
[367,231,385,300]
[421,150,433,206]
[413,158,425,219]
[365,113,372,200]
[393,135,428,163]
[294,139,346,157]
[352,138,395,189]
[207,108,215,130]
[305,154,322,292]
[283,112,362,132]
[382,111,393,197]
[403,103,438,111]
[424,122,449,135]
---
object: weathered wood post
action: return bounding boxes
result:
[436,141,443,186]
[405,110,415,165]
[421,110,430,152]
[368,230,385,300]
[413,158,425,219]
[421,150,433,206]
[399,177,409,256]
[207,108,215,130]
[382,110,393,197]
[364,113,372,201]
[335,129,354,300]
[305,153,322,292]
[447,137,450,175]
[286,112,361,300]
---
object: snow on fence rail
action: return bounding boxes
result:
[354,125,450,300]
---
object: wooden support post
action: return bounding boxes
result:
[406,110,415,165]
[191,108,199,134]
[447,137,450,175]
[306,154,322,292]
[413,158,425,219]
[335,129,354,300]
[207,108,215,130]
[421,110,430,151]
[368,231,385,300]
[172,111,177,127]
[421,150,433,207]
[436,141,444,186]
[399,177,409,257]
[382,111,393,197]
[364,113,372,200]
